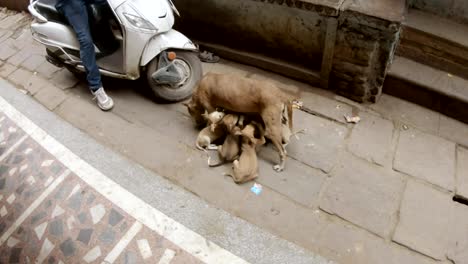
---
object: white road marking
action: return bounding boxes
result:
[0,134,27,162]
[0,169,70,246]
[0,94,249,264]
[158,249,176,264]
[102,221,142,264]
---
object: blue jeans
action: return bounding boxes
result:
[56,0,106,92]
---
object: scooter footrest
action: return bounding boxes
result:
[45,55,64,68]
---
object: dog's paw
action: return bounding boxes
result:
[273,164,284,172]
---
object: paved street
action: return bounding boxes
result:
[1,8,468,264]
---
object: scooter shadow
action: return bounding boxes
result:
[99,75,173,105]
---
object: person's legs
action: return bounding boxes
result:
[57,0,101,91]
[56,0,114,110]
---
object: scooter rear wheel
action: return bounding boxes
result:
[146,51,202,102]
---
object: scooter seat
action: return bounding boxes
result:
[35,0,69,25]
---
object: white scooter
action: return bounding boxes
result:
[27,0,202,102]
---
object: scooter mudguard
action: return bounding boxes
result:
[140,29,197,66]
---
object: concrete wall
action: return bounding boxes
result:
[174,0,326,71]
[409,0,468,24]
[0,0,29,11]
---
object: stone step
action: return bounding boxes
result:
[397,8,468,80]
[384,56,468,124]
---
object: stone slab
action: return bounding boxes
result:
[6,48,30,66]
[50,69,79,90]
[35,61,61,79]
[257,144,327,208]
[393,180,453,260]
[370,94,441,134]
[33,84,68,111]
[406,9,468,49]
[439,115,468,148]
[0,13,28,30]
[448,203,468,264]
[341,0,406,22]
[299,89,354,124]
[0,62,16,78]
[21,54,46,72]
[456,146,468,199]
[7,68,33,88]
[232,183,330,251]
[320,153,405,238]
[23,74,51,95]
[316,218,438,264]
[394,127,455,190]
[348,112,394,166]
[388,57,468,110]
[286,110,348,173]
[0,39,18,61]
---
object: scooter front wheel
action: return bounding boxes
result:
[146,51,202,102]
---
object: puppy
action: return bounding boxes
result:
[195,124,225,151]
[226,122,266,184]
[185,73,295,172]
[208,114,242,166]
[196,110,226,151]
[202,110,225,131]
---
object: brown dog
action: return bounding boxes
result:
[185,73,294,172]
[226,122,266,183]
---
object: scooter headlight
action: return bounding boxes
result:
[118,2,157,32]
[123,12,156,31]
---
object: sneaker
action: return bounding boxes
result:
[92,87,114,111]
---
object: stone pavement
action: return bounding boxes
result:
[1,9,468,264]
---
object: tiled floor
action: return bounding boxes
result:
[0,112,203,264]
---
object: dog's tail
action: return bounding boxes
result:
[207,156,225,167]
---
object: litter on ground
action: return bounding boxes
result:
[344,115,361,123]
[250,183,263,195]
